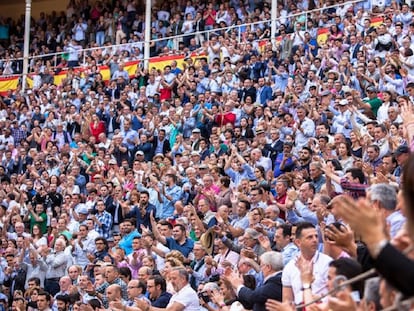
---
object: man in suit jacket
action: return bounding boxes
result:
[102,108,120,139]
[151,129,171,156]
[238,78,257,103]
[256,77,273,106]
[263,129,283,168]
[226,251,283,311]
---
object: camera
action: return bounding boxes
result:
[198,292,210,303]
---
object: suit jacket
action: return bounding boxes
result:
[349,43,361,60]
[263,140,283,166]
[105,87,121,100]
[258,85,273,106]
[4,268,27,295]
[103,113,120,135]
[152,136,171,155]
[374,242,414,297]
[238,272,283,311]
[66,120,81,138]
[106,198,125,226]
[239,86,257,103]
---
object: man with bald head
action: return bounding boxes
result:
[52,276,72,310]
[107,284,124,304]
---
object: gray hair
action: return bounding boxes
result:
[310,161,323,170]
[202,282,220,292]
[245,228,260,240]
[267,205,280,216]
[260,251,284,271]
[363,277,381,311]
[171,266,189,281]
[369,183,397,211]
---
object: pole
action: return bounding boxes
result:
[22,0,32,94]
[144,0,151,70]
[271,0,277,47]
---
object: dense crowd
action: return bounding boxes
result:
[1,0,414,311]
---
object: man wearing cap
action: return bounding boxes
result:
[190,128,202,151]
[393,145,410,180]
[355,86,382,117]
[332,99,352,138]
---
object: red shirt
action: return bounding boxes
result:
[89,121,106,142]
[275,192,287,220]
[214,112,236,127]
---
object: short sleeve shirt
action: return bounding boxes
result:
[282,251,332,304]
[165,237,194,257]
[167,284,200,311]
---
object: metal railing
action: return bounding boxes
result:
[0,0,365,76]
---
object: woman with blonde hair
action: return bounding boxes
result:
[350,130,363,159]
[162,257,184,294]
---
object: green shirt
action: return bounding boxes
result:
[30,212,47,234]
[365,97,382,117]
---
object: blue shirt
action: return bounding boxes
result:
[119,230,141,256]
[273,153,295,178]
[165,237,194,257]
[281,242,299,266]
[160,184,183,219]
[224,163,255,186]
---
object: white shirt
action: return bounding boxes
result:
[282,251,332,304]
[167,284,200,311]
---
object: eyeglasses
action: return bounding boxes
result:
[127,286,139,289]
[95,242,104,245]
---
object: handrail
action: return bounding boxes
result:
[0,0,365,71]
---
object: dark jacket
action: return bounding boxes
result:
[151,136,171,155]
[151,291,172,308]
[374,242,414,297]
[126,203,156,232]
[238,272,283,311]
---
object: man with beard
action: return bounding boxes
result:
[147,275,172,307]
[45,183,63,214]
[125,191,156,232]
[297,147,312,178]
[136,267,199,311]
[55,294,70,311]
[118,219,141,256]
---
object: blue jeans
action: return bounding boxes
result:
[96,31,105,45]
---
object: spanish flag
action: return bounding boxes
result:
[371,16,384,28]
[317,28,330,46]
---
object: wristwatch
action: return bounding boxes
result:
[301,283,311,290]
